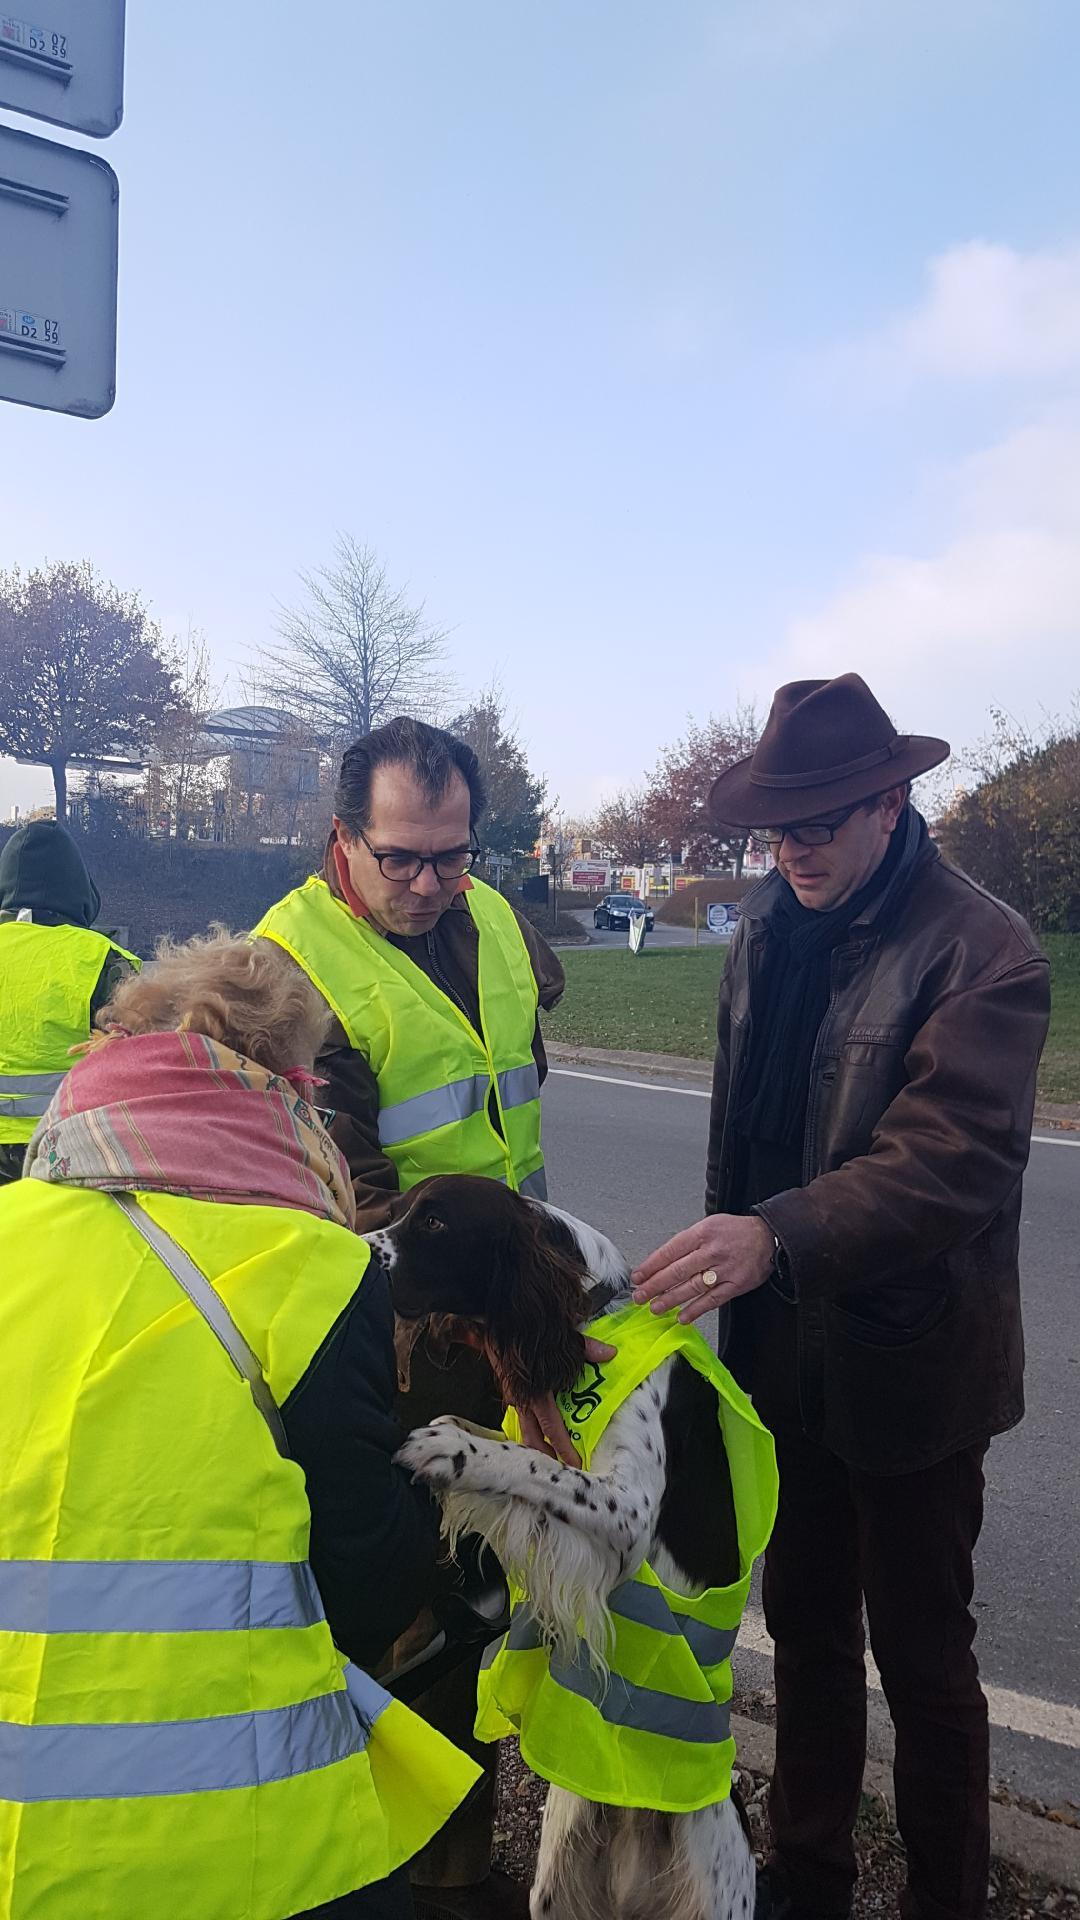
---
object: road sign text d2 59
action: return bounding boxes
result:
[0,0,125,137]
[0,124,118,418]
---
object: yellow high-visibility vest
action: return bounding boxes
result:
[475,1303,778,1813]
[255,877,545,1197]
[0,1180,480,1919]
[0,921,139,1145]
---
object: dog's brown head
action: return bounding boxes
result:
[368,1175,623,1406]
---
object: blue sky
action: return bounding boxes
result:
[3,0,1079,821]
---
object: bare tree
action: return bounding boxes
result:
[0,560,179,820]
[450,682,546,858]
[541,804,581,918]
[590,784,661,868]
[150,628,222,839]
[261,536,453,748]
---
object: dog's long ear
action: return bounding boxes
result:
[484,1205,590,1406]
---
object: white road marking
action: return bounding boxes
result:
[550,1067,710,1099]
[549,1070,1080,1147]
[737,1606,1080,1751]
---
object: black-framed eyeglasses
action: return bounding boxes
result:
[749,800,865,851]
[356,827,482,883]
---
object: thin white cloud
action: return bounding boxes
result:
[771,413,1080,747]
[950,413,1080,532]
[840,241,1080,388]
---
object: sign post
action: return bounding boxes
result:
[0,0,125,418]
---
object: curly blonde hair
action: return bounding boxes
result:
[98,928,332,1076]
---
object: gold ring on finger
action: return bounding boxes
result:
[699,1269,719,1289]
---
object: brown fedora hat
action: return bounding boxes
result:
[709,673,950,828]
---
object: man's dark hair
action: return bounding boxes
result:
[334,716,488,834]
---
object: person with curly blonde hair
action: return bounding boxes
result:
[0,931,479,1920]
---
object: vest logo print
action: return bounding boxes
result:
[564,1359,606,1424]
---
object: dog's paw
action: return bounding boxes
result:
[431,1413,507,1443]
[395,1422,475,1489]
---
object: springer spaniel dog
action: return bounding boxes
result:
[368,1174,756,1920]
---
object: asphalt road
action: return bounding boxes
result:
[540,1060,1080,1806]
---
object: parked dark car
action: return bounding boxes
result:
[593,894,655,931]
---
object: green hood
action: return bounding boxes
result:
[0,823,101,926]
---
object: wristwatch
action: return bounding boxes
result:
[769,1229,796,1301]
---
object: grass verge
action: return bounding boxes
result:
[1040,935,1080,1105]
[543,946,725,1060]
[543,935,1080,1104]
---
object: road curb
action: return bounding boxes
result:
[546,1042,1078,1130]
[731,1714,1080,1892]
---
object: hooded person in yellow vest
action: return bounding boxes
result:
[255,717,567,1920]
[0,931,480,1920]
[0,821,138,1184]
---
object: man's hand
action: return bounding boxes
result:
[632,1214,775,1325]
[510,1336,617,1465]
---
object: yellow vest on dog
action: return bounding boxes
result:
[475,1303,778,1814]
[0,921,139,1145]
[254,877,546,1199]
[0,1181,480,1919]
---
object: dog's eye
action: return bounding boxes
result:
[424,1214,447,1233]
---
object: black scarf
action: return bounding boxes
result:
[735,812,916,1150]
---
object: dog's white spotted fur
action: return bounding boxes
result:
[397,1352,755,1916]
[362,1226,397,1270]
[529,1789,754,1920]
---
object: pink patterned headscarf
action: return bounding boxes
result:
[25,1029,356,1232]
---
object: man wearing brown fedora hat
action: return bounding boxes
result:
[633,674,1050,1920]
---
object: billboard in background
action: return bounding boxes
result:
[571,865,608,890]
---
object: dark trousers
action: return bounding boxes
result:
[301,1866,413,1917]
[761,1419,990,1920]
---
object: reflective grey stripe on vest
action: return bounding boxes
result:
[518,1166,548,1201]
[377,1073,490,1148]
[0,1071,65,1116]
[0,1668,386,1803]
[0,1559,325,1635]
[609,1581,740,1667]
[377,1062,541,1150]
[489,1607,732,1746]
[497,1064,540,1112]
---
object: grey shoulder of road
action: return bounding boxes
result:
[732,1713,1080,1893]
[546,1041,1080,1131]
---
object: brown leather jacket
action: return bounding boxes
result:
[707,809,1051,1473]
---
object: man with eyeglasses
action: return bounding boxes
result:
[256,715,564,1920]
[633,675,1050,1920]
